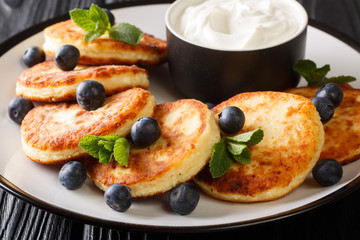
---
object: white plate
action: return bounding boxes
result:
[0,3,359,232]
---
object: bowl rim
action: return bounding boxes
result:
[165,0,309,52]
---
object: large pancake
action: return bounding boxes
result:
[194,91,324,202]
[16,60,149,102]
[84,99,220,198]
[21,88,155,164]
[43,20,167,66]
[286,83,360,165]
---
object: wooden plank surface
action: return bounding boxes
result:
[0,0,359,239]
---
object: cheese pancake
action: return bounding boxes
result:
[21,88,155,164]
[194,91,324,202]
[84,99,220,198]
[16,60,149,102]
[43,20,167,66]
[286,84,360,165]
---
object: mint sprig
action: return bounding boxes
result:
[70,3,143,44]
[293,59,356,86]
[209,129,264,178]
[79,134,130,167]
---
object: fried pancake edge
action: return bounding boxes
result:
[16,61,149,102]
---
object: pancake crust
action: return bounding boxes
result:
[286,84,360,165]
[43,20,167,66]
[194,91,324,202]
[85,99,221,198]
[21,88,155,164]
[16,60,149,102]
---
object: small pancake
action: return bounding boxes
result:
[84,99,220,198]
[194,91,324,202]
[21,88,155,164]
[43,20,167,66]
[286,83,360,165]
[16,60,149,102]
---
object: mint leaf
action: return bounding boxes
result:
[79,134,130,167]
[100,135,122,142]
[226,142,247,156]
[70,6,109,43]
[233,147,251,164]
[109,23,143,45]
[99,147,113,164]
[319,76,356,85]
[293,59,356,86]
[226,142,251,164]
[209,139,234,178]
[84,28,106,42]
[79,135,101,158]
[89,3,110,29]
[293,59,329,85]
[69,9,96,32]
[226,129,264,146]
[114,137,130,167]
[313,64,330,77]
[293,59,318,84]
[98,140,115,152]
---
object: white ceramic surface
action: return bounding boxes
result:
[0,3,359,230]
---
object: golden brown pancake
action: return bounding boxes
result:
[21,88,155,164]
[85,99,220,198]
[286,83,360,165]
[194,91,324,202]
[43,20,167,66]
[16,60,149,102]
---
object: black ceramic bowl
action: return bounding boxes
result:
[165,0,308,104]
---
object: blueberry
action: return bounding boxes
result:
[104,184,132,212]
[218,106,245,134]
[131,117,161,147]
[23,46,45,67]
[54,45,80,71]
[315,83,343,108]
[312,159,343,186]
[169,182,200,215]
[102,8,115,26]
[311,97,334,124]
[205,102,216,109]
[8,97,34,125]
[58,161,87,190]
[76,80,106,111]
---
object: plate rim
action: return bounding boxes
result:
[1,173,360,233]
[0,0,359,233]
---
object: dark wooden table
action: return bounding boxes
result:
[1,0,359,239]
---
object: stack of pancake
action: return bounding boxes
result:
[17,19,168,102]
[18,18,169,167]
[17,19,221,198]
[16,19,359,202]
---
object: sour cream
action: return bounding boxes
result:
[169,0,307,50]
